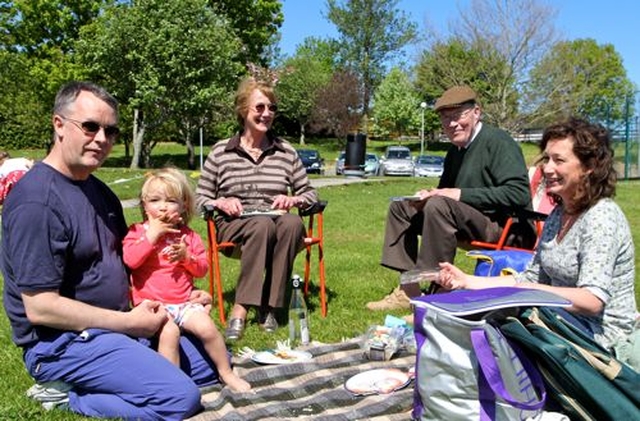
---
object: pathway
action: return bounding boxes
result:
[120,176,377,209]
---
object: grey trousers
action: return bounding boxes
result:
[216,213,305,309]
[381,196,503,294]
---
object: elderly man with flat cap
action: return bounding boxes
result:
[367,85,532,310]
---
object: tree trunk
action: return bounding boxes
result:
[130,108,145,169]
[299,122,306,145]
[186,137,196,170]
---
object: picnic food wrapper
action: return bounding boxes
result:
[361,325,404,361]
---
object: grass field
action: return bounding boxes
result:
[1,140,639,419]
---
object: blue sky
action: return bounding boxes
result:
[279,0,639,90]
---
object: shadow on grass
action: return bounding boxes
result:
[217,278,336,322]
[104,153,194,169]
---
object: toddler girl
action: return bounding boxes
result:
[123,167,250,392]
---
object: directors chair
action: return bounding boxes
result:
[470,166,552,252]
[203,201,328,325]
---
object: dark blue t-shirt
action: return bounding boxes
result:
[1,162,130,347]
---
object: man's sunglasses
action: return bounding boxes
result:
[60,116,120,140]
[252,103,278,113]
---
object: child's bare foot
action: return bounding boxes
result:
[221,371,251,392]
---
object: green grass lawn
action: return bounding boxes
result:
[1,141,639,419]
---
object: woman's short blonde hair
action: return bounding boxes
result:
[139,167,196,224]
[234,77,277,126]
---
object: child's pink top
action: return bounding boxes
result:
[123,223,208,306]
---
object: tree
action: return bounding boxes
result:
[371,67,421,138]
[75,0,244,169]
[276,38,335,145]
[524,38,634,129]
[0,0,112,55]
[414,38,516,129]
[438,0,559,130]
[0,1,109,147]
[310,70,362,140]
[209,0,283,65]
[0,51,50,149]
[325,0,417,120]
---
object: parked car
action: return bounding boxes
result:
[335,151,379,176]
[297,149,325,175]
[364,153,380,176]
[335,151,346,175]
[378,146,414,176]
[413,155,444,178]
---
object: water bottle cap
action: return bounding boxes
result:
[292,275,301,288]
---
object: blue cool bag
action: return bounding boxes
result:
[467,250,534,277]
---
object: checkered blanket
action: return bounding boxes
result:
[189,340,416,421]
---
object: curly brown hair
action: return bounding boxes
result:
[538,117,616,214]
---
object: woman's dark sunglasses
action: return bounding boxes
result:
[253,103,278,113]
[60,116,120,140]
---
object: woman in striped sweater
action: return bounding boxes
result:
[195,77,318,340]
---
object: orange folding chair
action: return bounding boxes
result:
[203,201,328,325]
[470,166,551,252]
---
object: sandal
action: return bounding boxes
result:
[225,318,245,340]
[259,310,279,333]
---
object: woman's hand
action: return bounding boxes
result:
[214,197,243,217]
[436,262,471,290]
[272,194,302,211]
[438,262,517,290]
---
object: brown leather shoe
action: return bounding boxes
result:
[365,287,411,311]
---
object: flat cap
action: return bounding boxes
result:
[434,86,477,111]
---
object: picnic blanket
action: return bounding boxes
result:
[189,339,416,421]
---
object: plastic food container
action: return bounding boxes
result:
[362,325,404,361]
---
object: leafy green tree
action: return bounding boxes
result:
[0,51,48,149]
[0,0,112,55]
[524,38,634,129]
[372,67,420,138]
[413,38,513,135]
[75,0,244,169]
[420,0,558,131]
[210,0,283,65]
[276,38,335,145]
[325,0,417,119]
[0,1,108,147]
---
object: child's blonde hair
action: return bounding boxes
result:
[139,167,196,224]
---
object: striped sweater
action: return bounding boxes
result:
[195,133,318,212]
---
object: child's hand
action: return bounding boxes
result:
[145,212,182,244]
[165,234,188,263]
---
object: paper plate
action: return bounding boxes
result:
[344,368,412,396]
[240,210,287,218]
[251,350,313,365]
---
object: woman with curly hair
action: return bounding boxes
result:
[437,117,637,352]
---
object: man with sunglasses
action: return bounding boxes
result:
[367,85,533,311]
[1,81,220,419]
